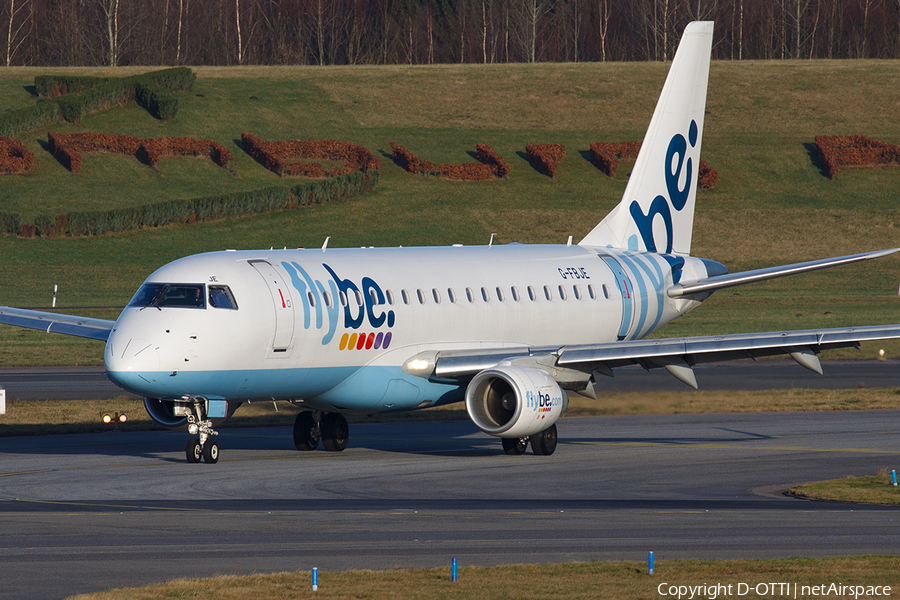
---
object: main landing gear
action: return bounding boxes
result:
[501,423,558,456]
[184,396,219,464]
[293,411,349,452]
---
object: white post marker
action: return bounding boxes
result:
[0,388,5,415]
[312,567,318,591]
[52,285,58,308]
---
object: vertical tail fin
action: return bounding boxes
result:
[580,21,713,256]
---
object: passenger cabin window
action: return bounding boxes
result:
[573,285,582,300]
[495,287,504,302]
[370,289,379,305]
[308,291,316,307]
[129,283,206,309]
[417,289,426,304]
[602,284,610,299]
[588,285,596,300]
[323,291,332,308]
[432,288,441,304]
[481,287,490,302]
[339,291,348,306]
[527,286,536,301]
[511,287,520,302]
[466,288,475,303]
[543,285,553,301]
[208,285,238,310]
[354,290,363,306]
[448,288,457,304]
[387,290,395,305]
[402,289,410,305]
[558,285,567,301]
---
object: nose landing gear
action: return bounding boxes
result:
[184,396,219,464]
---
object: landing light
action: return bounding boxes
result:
[401,352,439,378]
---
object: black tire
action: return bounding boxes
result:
[202,440,219,464]
[530,424,558,456]
[502,437,528,455]
[322,413,349,452]
[186,438,202,463]
[293,411,320,451]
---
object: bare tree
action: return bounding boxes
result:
[5,0,31,66]
[597,0,610,61]
[96,0,120,65]
[512,0,552,62]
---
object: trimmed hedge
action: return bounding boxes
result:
[34,75,109,98]
[48,131,232,172]
[0,136,34,173]
[28,170,378,238]
[815,135,900,179]
[0,68,194,138]
[389,142,507,181]
[526,143,566,179]
[590,140,718,188]
[241,133,380,177]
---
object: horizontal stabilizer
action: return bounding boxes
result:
[667,248,900,298]
[0,306,115,341]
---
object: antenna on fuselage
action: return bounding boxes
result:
[322,236,330,252]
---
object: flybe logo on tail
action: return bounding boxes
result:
[629,120,698,254]
[281,261,395,348]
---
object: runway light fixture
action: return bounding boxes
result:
[102,413,128,429]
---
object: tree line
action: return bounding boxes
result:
[4,0,900,68]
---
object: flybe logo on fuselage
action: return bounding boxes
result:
[628,120,699,254]
[525,389,561,414]
[281,261,395,349]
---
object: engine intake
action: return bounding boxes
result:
[465,366,567,438]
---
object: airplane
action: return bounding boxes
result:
[1,21,898,464]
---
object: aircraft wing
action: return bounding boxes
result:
[431,324,900,389]
[0,306,115,341]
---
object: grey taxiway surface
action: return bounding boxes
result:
[2,407,900,600]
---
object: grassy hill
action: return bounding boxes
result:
[0,60,898,366]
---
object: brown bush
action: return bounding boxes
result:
[526,143,566,179]
[140,137,232,167]
[475,143,511,179]
[242,133,379,178]
[815,135,900,179]
[697,159,718,188]
[0,136,34,174]
[390,142,507,181]
[589,141,641,177]
[590,140,717,189]
[48,132,232,172]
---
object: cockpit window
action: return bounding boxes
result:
[208,285,239,310]
[128,283,206,309]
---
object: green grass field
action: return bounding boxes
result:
[64,556,900,600]
[0,61,898,366]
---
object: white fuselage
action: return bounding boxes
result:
[105,243,710,413]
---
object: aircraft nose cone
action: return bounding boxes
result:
[105,335,161,394]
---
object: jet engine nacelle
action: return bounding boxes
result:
[142,397,241,431]
[465,366,567,438]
